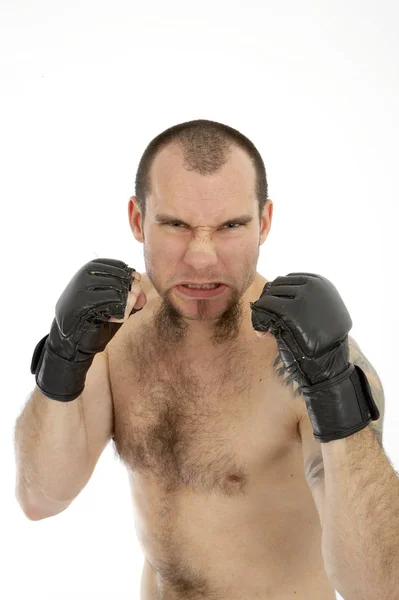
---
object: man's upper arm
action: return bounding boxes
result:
[80,347,114,473]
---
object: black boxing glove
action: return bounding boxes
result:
[250,273,380,442]
[31,258,136,402]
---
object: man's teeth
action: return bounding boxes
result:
[183,284,220,289]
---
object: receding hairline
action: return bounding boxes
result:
[147,139,255,190]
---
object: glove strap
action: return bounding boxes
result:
[300,364,380,443]
[31,334,94,402]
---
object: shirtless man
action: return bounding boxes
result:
[15,121,383,599]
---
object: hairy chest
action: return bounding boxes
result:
[109,328,300,496]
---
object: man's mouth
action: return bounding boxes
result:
[176,283,227,298]
[182,283,221,289]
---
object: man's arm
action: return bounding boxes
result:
[320,355,398,600]
[14,349,114,520]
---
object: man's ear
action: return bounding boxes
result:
[128,196,144,243]
[259,199,273,245]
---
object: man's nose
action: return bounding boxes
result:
[184,232,218,268]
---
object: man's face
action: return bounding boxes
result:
[129,143,272,347]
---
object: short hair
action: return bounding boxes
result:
[134,119,269,225]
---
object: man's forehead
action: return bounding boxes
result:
[149,147,256,207]
[149,192,255,222]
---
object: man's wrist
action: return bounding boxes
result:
[302,364,379,443]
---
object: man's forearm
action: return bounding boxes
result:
[321,425,399,600]
[14,387,90,516]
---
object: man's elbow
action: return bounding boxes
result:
[16,485,72,521]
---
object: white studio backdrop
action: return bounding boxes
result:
[1,1,398,599]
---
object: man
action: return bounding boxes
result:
[15,119,386,599]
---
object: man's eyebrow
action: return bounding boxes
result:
[154,213,255,227]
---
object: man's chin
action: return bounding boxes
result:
[168,287,232,319]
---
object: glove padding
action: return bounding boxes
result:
[250,273,380,442]
[31,258,135,402]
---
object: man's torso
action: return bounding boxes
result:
[106,273,336,599]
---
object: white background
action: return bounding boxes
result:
[1,1,398,599]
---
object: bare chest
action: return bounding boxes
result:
[109,329,299,491]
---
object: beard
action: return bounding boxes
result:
[152,285,245,347]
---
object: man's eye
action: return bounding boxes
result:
[167,222,241,229]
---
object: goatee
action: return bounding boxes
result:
[153,288,245,348]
